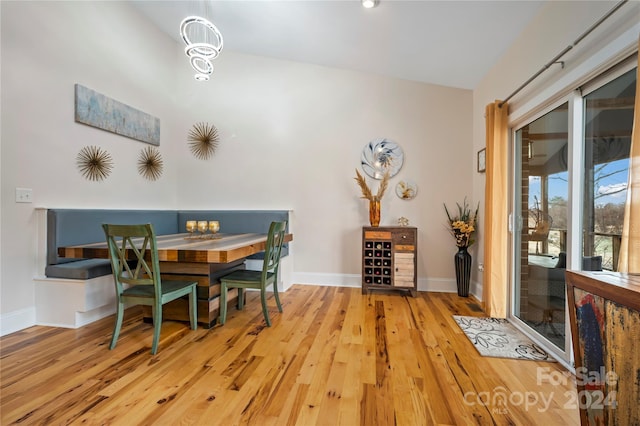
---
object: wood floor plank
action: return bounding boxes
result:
[0,285,580,425]
[284,383,310,426]
[337,343,364,425]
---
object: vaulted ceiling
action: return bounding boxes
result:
[131,0,545,90]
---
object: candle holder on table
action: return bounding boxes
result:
[186,221,197,239]
[185,220,221,239]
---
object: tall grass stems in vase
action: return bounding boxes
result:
[355,169,389,227]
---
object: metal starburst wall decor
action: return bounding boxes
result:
[76,145,113,181]
[188,122,219,160]
[138,146,163,181]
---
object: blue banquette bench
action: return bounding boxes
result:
[41,209,290,328]
[46,209,289,280]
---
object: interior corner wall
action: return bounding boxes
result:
[1,1,474,334]
[472,0,640,310]
[0,1,181,333]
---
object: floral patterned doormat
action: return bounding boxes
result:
[453,316,557,362]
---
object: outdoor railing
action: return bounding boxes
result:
[592,231,622,271]
[537,229,621,271]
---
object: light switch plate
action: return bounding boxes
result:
[16,188,33,203]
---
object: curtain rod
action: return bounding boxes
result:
[499,0,628,108]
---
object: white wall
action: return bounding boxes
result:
[1,1,182,333]
[1,1,473,334]
[472,1,639,297]
[173,51,473,285]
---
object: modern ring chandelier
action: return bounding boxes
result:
[179,15,224,81]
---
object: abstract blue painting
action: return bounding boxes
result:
[74,84,160,145]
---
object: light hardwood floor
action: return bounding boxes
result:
[1,285,579,425]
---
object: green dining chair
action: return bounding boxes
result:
[219,221,287,327]
[102,223,198,355]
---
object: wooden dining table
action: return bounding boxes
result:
[58,232,293,328]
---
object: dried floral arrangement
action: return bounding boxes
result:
[76,145,113,181]
[138,146,163,181]
[188,122,219,160]
[354,168,390,202]
[444,197,479,248]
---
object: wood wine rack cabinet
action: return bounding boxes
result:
[362,226,417,296]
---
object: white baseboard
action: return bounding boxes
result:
[291,272,473,294]
[420,277,457,293]
[470,280,483,301]
[0,307,36,337]
[36,304,118,329]
[2,273,482,336]
[33,275,116,329]
[293,272,362,288]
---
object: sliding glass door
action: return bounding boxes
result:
[582,68,636,272]
[511,62,636,362]
[513,103,569,351]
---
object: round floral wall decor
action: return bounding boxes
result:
[396,180,417,200]
[361,138,404,179]
[76,145,113,181]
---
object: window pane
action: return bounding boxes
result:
[583,68,636,271]
[514,102,569,350]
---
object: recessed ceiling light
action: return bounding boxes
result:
[362,0,378,9]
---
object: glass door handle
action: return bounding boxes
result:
[508,213,523,233]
